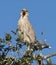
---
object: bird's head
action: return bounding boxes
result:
[20,8,28,18]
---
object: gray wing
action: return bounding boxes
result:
[18,19,36,43]
[23,20,36,43]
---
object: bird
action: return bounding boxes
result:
[18,8,36,45]
[17,8,51,51]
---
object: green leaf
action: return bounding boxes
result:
[5,33,11,41]
[37,41,42,51]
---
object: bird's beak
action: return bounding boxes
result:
[22,11,26,17]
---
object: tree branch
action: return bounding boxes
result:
[44,52,56,59]
[33,52,56,60]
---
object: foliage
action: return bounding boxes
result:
[0,30,56,65]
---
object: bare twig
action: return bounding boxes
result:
[44,52,56,59]
[33,52,56,61]
[39,52,56,60]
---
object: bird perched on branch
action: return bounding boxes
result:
[17,8,51,51]
[18,8,36,45]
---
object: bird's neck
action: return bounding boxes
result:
[20,16,28,20]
